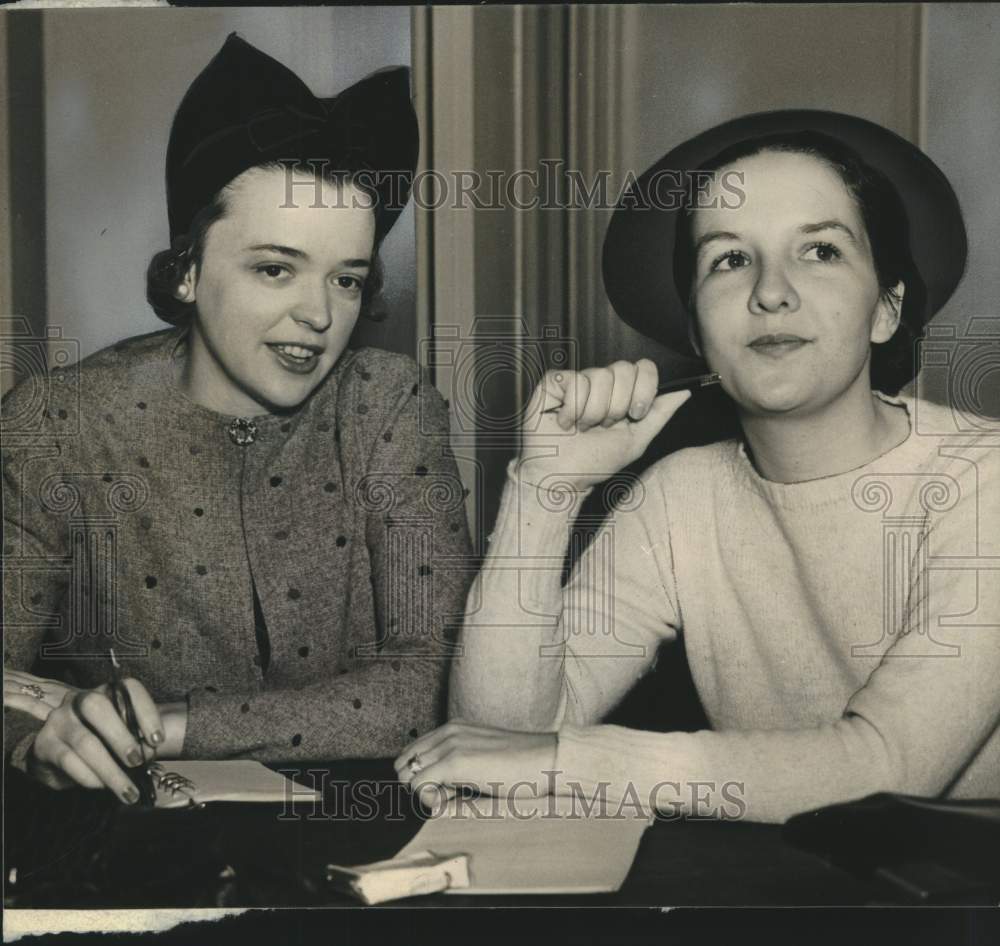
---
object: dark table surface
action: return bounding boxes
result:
[4,758,875,909]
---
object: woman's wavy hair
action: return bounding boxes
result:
[146,162,386,329]
[673,130,928,395]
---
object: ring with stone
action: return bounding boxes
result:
[407,754,423,777]
[20,683,45,701]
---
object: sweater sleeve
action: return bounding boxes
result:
[450,463,679,729]
[554,442,1000,823]
[2,383,72,771]
[182,368,473,761]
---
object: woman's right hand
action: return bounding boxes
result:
[26,680,164,804]
[518,359,691,490]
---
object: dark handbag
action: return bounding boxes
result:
[783,792,1000,905]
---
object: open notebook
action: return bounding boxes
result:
[393,795,652,895]
[149,761,321,809]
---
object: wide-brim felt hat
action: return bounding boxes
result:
[602,109,967,357]
[166,33,418,244]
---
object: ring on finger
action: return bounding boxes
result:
[407,753,424,777]
[19,683,45,701]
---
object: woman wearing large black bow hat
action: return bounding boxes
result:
[397,111,999,823]
[3,35,472,803]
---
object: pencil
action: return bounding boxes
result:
[540,371,721,415]
[655,371,721,395]
[108,649,157,807]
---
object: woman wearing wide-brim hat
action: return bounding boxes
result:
[3,35,472,804]
[398,111,1000,823]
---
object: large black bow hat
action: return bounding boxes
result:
[602,110,967,357]
[166,34,418,244]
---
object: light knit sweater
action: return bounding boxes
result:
[451,394,1000,823]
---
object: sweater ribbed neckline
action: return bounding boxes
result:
[729,391,918,511]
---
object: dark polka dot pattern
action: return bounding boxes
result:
[145,576,158,589]
[151,639,161,650]
[418,565,432,577]
[409,728,419,739]
[30,592,42,605]
[102,473,113,483]
[77,343,472,746]
[57,409,67,419]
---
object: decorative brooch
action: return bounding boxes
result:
[227,417,258,446]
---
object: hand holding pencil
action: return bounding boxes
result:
[107,650,158,806]
[518,358,711,490]
[23,651,165,805]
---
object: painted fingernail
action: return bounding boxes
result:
[123,786,140,804]
[127,749,142,767]
[150,730,164,745]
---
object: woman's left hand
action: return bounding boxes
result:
[4,670,79,722]
[393,720,558,810]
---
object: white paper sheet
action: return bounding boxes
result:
[151,761,321,808]
[396,795,651,894]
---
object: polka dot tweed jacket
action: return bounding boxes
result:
[3,328,473,765]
